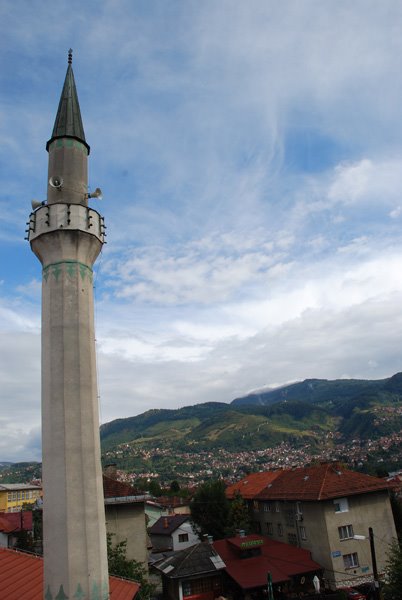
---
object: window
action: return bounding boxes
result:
[339,525,354,540]
[253,500,259,512]
[254,521,262,533]
[182,577,219,597]
[28,491,32,499]
[275,501,281,513]
[334,498,349,513]
[178,533,189,543]
[182,581,191,596]
[263,503,271,513]
[343,552,359,569]
[287,533,297,546]
[7,493,11,501]
[12,492,17,500]
[266,522,273,535]
[300,526,307,540]
[296,501,303,516]
[277,523,283,537]
[285,510,295,527]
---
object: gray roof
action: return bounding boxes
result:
[0,484,41,490]
[149,514,189,536]
[46,54,90,153]
[153,542,225,579]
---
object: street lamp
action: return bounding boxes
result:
[353,527,380,600]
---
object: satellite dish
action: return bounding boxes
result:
[49,175,63,189]
[31,199,47,209]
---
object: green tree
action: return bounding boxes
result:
[226,491,250,536]
[14,529,34,552]
[169,480,180,494]
[190,479,229,541]
[383,538,402,599]
[107,534,154,600]
[148,480,162,497]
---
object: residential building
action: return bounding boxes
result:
[146,496,191,528]
[0,547,139,600]
[0,483,42,513]
[213,532,322,599]
[233,462,396,589]
[103,475,149,567]
[0,511,33,548]
[152,540,225,600]
[149,514,199,552]
[226,471,281,501]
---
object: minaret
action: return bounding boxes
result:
[27,51,109,600]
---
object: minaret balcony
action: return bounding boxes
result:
[27,203,105,244]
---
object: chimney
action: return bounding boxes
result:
[163,517,169,529]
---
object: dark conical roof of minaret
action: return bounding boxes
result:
[46,49,90,154]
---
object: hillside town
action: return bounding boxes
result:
[102,433,402,487]
[1,461,401,599]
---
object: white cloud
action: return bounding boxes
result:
[2,1,402,460]
[328,158,402,207]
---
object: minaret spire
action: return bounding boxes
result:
[46,49,90,153]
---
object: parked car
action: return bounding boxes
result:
[340,587,367,600]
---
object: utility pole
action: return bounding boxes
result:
[369,527,380,600]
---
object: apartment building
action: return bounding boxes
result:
[227,462,396,589]
[0,484,42,513]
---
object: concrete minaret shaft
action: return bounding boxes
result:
[27,51,109,600]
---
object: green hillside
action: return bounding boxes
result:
[100,372,402,452]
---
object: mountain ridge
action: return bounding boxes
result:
[100,372,402,452]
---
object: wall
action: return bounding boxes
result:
[171,522,199,551]
[105,501,148,568]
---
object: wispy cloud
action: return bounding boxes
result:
[1,1,402,459]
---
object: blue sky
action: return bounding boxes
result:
[1,1,402,461]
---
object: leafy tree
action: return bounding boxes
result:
[14,529,34,552]
[170,480,180,494]
[148,480,162,497]
[190,479,229,541]
[107,534,154,600]
[226,491,250,536]
[383,538,402,599]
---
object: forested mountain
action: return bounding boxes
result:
[100,372,402,451]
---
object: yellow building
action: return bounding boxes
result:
[0,484,42,512]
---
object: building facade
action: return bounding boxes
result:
[227,463,397,589]
[149,515,199,552]
[103,475,149,567]
[0,484,41,513]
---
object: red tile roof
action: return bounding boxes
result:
[0,511,33,533]
[0,548,140,600]
[226,471,281,499]
[255,463,393,501]
[213,534,321,589]
[103,475,142,499]
[154,495,191,508]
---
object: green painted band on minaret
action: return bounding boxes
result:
[48,138,88,155]
[43,260,93,283]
